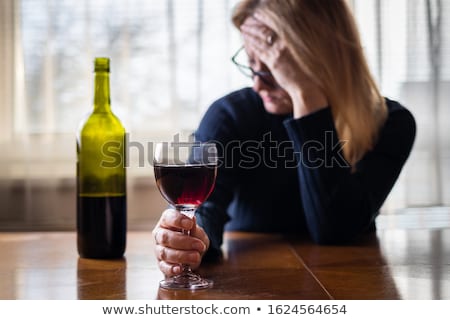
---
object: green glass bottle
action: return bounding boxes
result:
[76,57,126,259]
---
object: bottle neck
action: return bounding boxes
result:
[93,71,111,113]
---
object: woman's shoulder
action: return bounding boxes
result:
[200,88,267,125]
[384,98,416,132]
[377,98,416,159]
[196,88,265,140]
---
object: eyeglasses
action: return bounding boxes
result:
[231,46,277,87]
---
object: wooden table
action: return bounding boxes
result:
[1,212,449,299]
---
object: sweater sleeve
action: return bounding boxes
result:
[283,105,416,244]
[193,94,245,260]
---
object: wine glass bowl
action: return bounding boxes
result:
[153,142,217,290]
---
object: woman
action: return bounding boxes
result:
[153,0,416,277]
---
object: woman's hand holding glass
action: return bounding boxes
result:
[152,209,210,277]
[152,141,217,290]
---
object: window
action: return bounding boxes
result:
[0,0,248,180]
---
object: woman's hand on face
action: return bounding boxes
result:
[152,208,210,277]
[240,14,328,117]
[240,15,299,92]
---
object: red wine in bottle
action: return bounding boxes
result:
[77,195,126,258]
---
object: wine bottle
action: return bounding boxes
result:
[76,57,126,259]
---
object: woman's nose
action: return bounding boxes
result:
[252,74,270,92]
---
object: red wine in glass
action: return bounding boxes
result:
[154,165,216,215]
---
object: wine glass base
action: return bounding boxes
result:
[160,272,213,290]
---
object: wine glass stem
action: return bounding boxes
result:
[181,228,192,273]
[178,207,196,274]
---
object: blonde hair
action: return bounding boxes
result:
[232,0,387,166]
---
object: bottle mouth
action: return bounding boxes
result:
[94,57,110,72]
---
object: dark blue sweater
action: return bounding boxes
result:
[195,88,416,258]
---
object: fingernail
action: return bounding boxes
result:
[172,265,181,274]
[181,219,192,229]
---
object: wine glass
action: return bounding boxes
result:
[153,141,217,290]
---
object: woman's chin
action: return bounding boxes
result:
[263,101,291,115]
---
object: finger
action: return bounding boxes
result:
[159,208,194,231]
[241,16,276,44]
[241,25,274,54]
[240,24,271,45]
[253,12,277,31]
[242,32,269,56]
[155,244,202,266]
[190,218,210,254]
[158,260,182,277]
[155,227,207,252]
[242,15,270,32]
